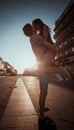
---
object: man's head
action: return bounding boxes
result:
[22,23,33,37]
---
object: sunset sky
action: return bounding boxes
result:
[0,0,70,73]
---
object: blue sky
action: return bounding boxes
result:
[0,0,70,73]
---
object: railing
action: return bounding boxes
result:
[54,14,74,39]
[57,40,74,52]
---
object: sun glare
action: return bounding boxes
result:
[24,56,37,69]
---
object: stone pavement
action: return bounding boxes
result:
[0,76,17,123]
[22,76,74,130]
[0,76,74,130]
[0,77,38,130]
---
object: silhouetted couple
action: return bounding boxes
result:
[22,18,71,129]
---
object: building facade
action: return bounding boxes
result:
[0,57,5,75]
[0,57,18,76]
[54,1,74,77]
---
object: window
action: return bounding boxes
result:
[59,45,62,48]
[64,41,67,45]
[71,36,74,40]
[65,51,68,55]
[55,56,57,59]
[72,48,74,52]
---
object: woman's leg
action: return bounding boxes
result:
[44,66,71,80]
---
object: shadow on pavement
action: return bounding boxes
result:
[0,86,15,122]
[49,79,74,91]
[38,116,57,130]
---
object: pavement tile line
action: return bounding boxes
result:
[0,78,38,129]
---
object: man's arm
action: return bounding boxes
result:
[39,36,56,51]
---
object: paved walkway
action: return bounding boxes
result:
[22,76,74,130]
[0,76,74,130]
[0,78,38,130]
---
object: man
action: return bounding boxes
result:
[22,23,71,125]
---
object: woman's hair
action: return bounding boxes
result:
[32,18,44,27]
[32,18,53,44]
[32,18,51,34]
[32,18,44,35]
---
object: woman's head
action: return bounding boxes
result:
[32,18,44,34]
[32,18,50,35]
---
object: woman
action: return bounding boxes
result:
[22,23,71,126]
[32,18,56,67]
[32,18,71,80]
[32,18,54,44]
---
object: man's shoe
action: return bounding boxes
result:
[38,116,57,130]
[38,107,50,112]
[44,107,49,112]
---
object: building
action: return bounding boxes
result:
[53,1,74,77]
[4,62,18,76]
[0,57,18,76]
[0,57,5,75]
